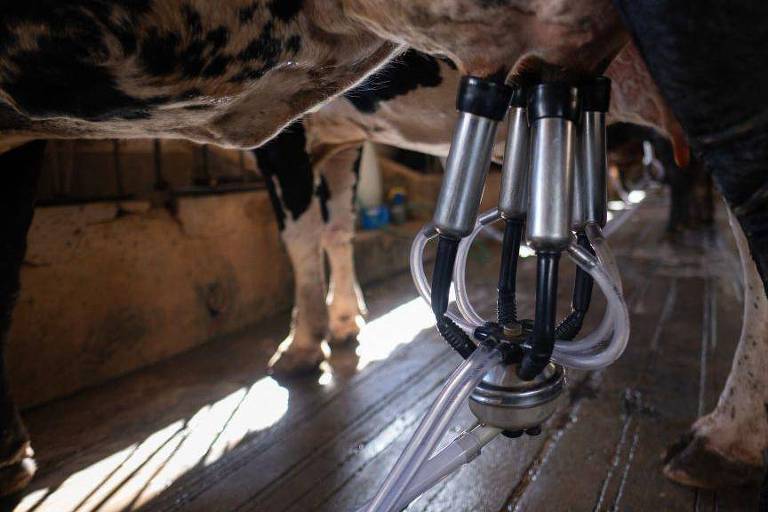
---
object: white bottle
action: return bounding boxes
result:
[357,141,382,210]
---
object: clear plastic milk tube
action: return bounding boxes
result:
[410,224,477,334]
[364,343,503,512]
[448,213,630,370]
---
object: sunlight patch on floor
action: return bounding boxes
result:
[355,294,436,371]
[15,188,652,512]
[628,190,646,204]
[17,377,288,512]
[608,199,628,211]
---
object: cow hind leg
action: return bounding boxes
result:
[319,146,367,345]
[268,206,328,375]
[613,0,768,488]
[255,123,326,376]
[663,209,768,488]
[0,141,46,497]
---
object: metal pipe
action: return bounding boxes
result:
[571,142,587,230]
[433,112,499,239]
[521,83,580,380]
[430,76,511,360]
[499,87,530,219]
[581,77,611,227]
[527,117,577,249]
[432,76,511,239]
[582,111,608,226]
[525,83,580,251]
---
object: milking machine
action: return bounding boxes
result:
[362,75,629,512]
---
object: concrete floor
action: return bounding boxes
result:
[8,189,763,511]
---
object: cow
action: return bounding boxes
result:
[258,51,682,377]
[615,1,768,490]
[255,49,503,376]
[607,123,715,235]
[0,0,764,499]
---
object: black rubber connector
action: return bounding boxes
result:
[509,84,530,108]
[571,237,595,313]
[474,323,523,364]
[497,218,524,325]
[431,236,460,318]
[554,310,585,342]
[527,82,581,124]
[437,316,476,359]
[473,322,504,344]
[580,76,611,113]
[457,76,513,121]
[555,231,595,340]
[519,318,535,332]
[518,251,560,380]
[497,342,524,365]
[431,235,476,359]
[497,289,518,327]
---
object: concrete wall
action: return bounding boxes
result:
[8,192,292,407]
[8,153,500,408]
[38,139,258,202]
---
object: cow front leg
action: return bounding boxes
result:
[319,146,367,345]
[663,209,768,488]
[0,141,45,497]
[255,123,327,376]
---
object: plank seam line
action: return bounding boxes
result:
[145,348,453,512]
[280,374,454,512]
[256,359,455,511]
[501,371,602,512]
[178,351,452,511]
[593,414,634,512]
[501,266,651,512]
[609,423,640,512]
[649,279,678,353]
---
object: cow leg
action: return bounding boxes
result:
[663,209,768,487]
[318,146,367,345]
[268,202,327,374]
[614,0,768,488]
[667,158,715,234]
[691,165,715,228]
[666,170,692,234]
[650,135,692,235]
[255,123,326,375]
[0,141,45,497]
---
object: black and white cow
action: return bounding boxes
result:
[0,0,765,498]
[254,50,503,376]
[254,45,690,376]
[256,40,767,491]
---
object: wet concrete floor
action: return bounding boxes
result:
[8,190,762,511]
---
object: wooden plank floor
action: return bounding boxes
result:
[8,189,762,512]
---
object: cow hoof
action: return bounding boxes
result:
[662,430,763,488]
[268,344,324,376]
[328,314,363,346]
[0,443,36,497]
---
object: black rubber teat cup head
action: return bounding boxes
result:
[509,84,530,108]
[581,76,611,113]
[457,76,513,121]
[527,82,581,124]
